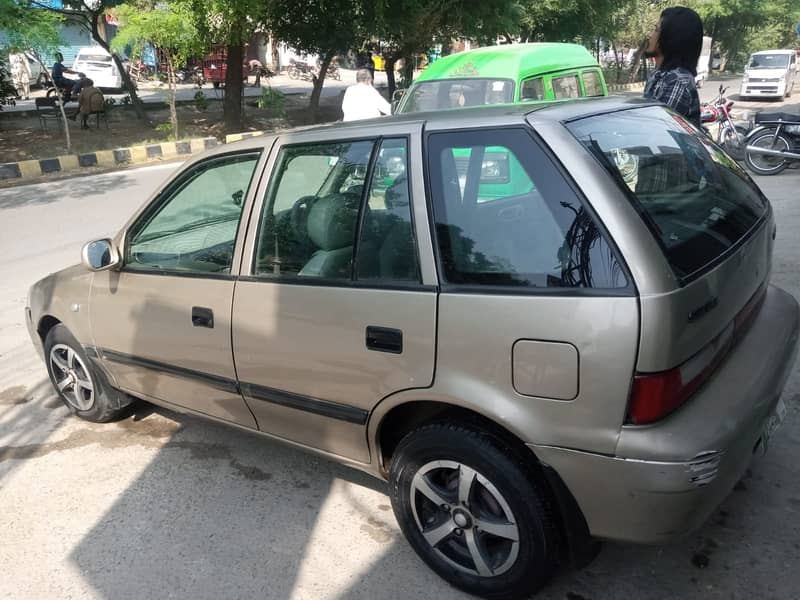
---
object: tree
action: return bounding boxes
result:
[189,0,269,133]
[367,0,521,98]
[26,0,151,122]
[112,2,201,138]
[0,0,74,147]
[269,0,367,117]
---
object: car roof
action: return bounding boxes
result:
[213,96,659,155]
[751,49,795,55]
[415,43,599,84]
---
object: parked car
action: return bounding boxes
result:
[71,46,124,91]
[26,98,798,600]
[740,49,797,99]
[395,43,607,114]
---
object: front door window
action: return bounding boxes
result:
[126,152,260,274]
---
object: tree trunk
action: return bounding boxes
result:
[401,51,414,89]
[88,13,148,122]
[223,43,244,134]
[32,53,70,151]
[627,38,648,84]
[385,57,397,99]
[309,54,332,119]
[165,53,178,139]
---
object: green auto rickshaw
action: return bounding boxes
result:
[395,43,607,114]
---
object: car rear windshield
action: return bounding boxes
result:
[567,106,767,280]
[401,78,514,112]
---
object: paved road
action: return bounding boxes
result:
[1,164,799,600]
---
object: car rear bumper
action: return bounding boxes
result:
[532,284,799,543]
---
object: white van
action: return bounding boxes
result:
[740,49,797,99]
[72,46,123,90]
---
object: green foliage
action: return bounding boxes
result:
[0,56,17,109]
[194,89,209,111]
[112,2,202,70]
[155,122,174,135]
[257,84,286,117]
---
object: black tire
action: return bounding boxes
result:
[44,324,133,423]
[744,130,790,176]
[389,422,562,600]
[45,86,57,99]
[212,81,221,89]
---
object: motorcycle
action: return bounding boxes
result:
[45,72,85,104]
[326,61,341,81]
[744,111,800,176]
[700,85,749,161]
[287,59,314,81]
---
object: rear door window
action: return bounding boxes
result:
[567,106,767,280]
[553,74,581,99]
[582,70,604,97]
[427,128,628,290]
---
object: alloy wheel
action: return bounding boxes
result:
[410,460,520,578]
[49,344,94,411]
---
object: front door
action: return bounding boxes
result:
[90,151,263,427]
[232,130,437,462]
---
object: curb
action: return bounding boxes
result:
[225,131,267,144]
[0,137,220,182]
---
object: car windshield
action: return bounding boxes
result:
[401,78,514,112]
[568,106,767,281]
[748,54,790,69]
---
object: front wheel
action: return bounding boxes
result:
[389,423,562,600]
[44,324,133,422]
[287,67,298,79]
[720,125,748,161]
[744,130,791,176]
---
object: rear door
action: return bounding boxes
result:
[232,123,437,463]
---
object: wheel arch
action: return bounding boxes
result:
[369,396,596,567]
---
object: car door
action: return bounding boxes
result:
[232,123,437,463]
[89,150,265,428]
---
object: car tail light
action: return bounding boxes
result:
[627,285,766,425]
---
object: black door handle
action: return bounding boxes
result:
[191,306,214,328]
[366,326,403,354]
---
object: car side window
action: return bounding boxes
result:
[427,128,627,290]
[553,74,581,99]
[520,77,546,101]
[126,152,260,274]
[356,138,419,282]
[582,70,604,97]
[254,140,374,280]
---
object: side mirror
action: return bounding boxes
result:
[81,238,120,271]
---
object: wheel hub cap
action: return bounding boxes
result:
[452,509,471,529]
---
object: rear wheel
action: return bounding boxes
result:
[44,324,133,422]
[745,130,790,176]
[389,422,562,600]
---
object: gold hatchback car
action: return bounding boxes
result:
[27,99,799,599]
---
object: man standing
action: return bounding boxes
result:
[341,68,391,122]
[643,6,703,129]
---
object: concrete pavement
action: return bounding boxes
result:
[1,164,799,599]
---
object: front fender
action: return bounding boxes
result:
[28,264,94,348]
